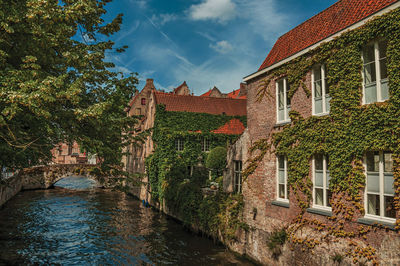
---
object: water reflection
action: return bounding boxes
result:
[0,177,254,265]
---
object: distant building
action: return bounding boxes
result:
[200,82,247,99]
[124,79,247,203]
[51,142,91,164]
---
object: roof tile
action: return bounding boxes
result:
[212,119,245,135]
[259,0,397,70]
[155,92,246,116]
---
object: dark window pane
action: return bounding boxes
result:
[315,154,323,170]
[384,196,396,218]
[384,152,393,172]
[367,194,380,216]
[379,40,387,59]
[363,44,375,63]
[364,63,376,84]
[279,184,285,199]
[278,156,285,169]
[314,66,321,81]
[366,152,379,172]
[315,188,323,206]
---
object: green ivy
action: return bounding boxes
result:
[245,7,400,264]
[145,104,248,239]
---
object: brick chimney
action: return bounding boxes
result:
[239,82,247,96]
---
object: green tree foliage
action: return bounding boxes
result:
[205,146,227,176]
[0,0,138,171]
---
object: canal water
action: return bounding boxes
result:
[0,177,254,265]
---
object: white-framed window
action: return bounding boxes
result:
[362,40,389,104]
[277,155,289,201]
[364,151,396,223]
[313,154,332,210]
[201,138,210,152]
[234,160,242,194]
[276,78,291,123]
[175,138,184,151]
[312,65,331,115]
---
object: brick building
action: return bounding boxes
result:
[51,142,92,164]
[124,79,247,204]
[227,0,400,264]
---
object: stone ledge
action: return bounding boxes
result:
[357,218,396,231]
[273,121,291,128]
[307,208,332,217]
[271,200,289,208]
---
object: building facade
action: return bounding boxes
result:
[233,0,400,264]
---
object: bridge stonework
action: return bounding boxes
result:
[1,164,102,207]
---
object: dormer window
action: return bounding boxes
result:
[362,40,388,104]
[276,78,291,123]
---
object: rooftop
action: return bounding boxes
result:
[259,0,398,70]
[154,92,246,116]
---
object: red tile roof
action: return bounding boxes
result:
[226,89,240,99]
[154,92,246,116]
[200,90,212,97]
[212,119,245,135]
[259,0,398,70]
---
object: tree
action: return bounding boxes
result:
[0,0,138,171]
[205,146,227,177]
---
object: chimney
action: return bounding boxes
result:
[239,82,247,95]
[146,78,154,86]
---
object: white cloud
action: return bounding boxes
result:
[236,0,288,42]
[210,40,233,54]
[188,0,236,23]
[130,0,148,9]
[151,13,178,26]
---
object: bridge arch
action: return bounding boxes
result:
[20,164,103,190]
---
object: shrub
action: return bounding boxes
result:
[205,146,227,176]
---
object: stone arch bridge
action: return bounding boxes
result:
[1,164,108,207]
[20,164,103,190]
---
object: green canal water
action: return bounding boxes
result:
[0,177,254,265]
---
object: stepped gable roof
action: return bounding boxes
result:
[259,0,397,70]
[154,92,246,116]
[173,81,188,94]
[212,119,245,135]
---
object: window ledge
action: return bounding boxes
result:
[312,112,330,117]
[357,218,396,231]
[274,121,291,128]
[271,200,290,208]
[307,207,332,217]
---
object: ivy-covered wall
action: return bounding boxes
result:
[145,104,248,239]
[243,7,400,265]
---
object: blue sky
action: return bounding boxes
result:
[104,0,337,95]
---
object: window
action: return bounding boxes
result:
[365,151,395,222]
[276,79,291,123]
[234,161,242,194]
[362,40,388,104]
[135,108,141,115]
[201,138,210,152]
[277,156,289,201]
[141,98,146,105]
[175,138,184,151]
[313,154,331,210]
[312,65,330,115]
